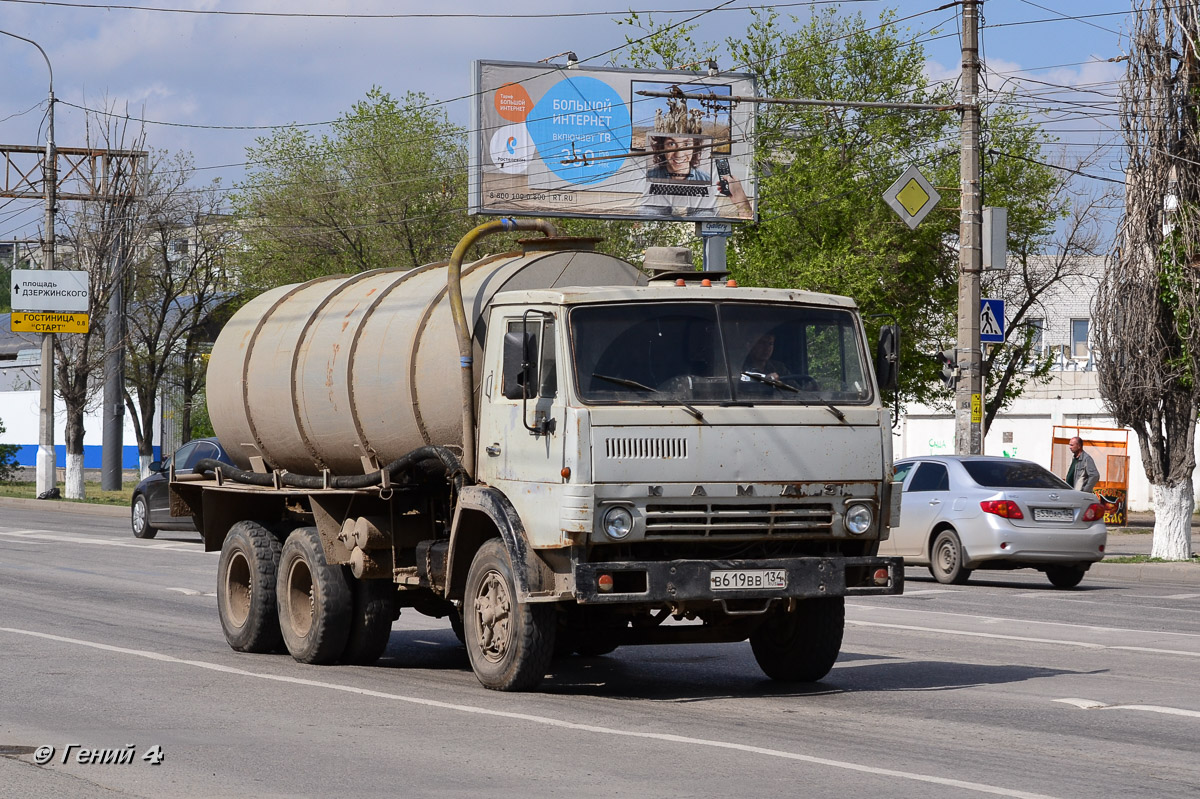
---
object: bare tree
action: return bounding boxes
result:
[981,156,1117,433]
[53,112,144,499]
[122,150,235,474]
[1094,1,1200,560]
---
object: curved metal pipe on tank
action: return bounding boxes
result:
[447,218,558,479]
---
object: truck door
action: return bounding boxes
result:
[479,313,564,485]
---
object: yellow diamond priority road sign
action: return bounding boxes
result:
[883,165,941,230]
[10,312,90,334]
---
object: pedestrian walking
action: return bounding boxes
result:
[1066,436,1100,493]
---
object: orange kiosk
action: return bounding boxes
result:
[1051,425,1130,525]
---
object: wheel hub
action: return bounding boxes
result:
[474,569,512,663]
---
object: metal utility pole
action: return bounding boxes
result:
[1,30,59,494]
[101,221,125,490]
[955,0,983,455]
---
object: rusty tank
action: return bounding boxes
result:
[205,239,645,475]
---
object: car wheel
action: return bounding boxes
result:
[750,597,845,682]
[276,527,352,664]
[130,494,157,539]
[929,529,972,585]
[463,539,555,691]
[1045,565,1086,589]
[217,521,284,653]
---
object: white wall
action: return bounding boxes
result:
[0,389,156,469]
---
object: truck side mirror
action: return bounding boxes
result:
[876,324,900,392]
[502,330,539,400]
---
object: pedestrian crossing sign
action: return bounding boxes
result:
[980,298,1005,343]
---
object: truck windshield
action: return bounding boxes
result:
[570,301,871,405]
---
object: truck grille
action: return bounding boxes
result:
[643,502,835,538]
[604,437,688,459]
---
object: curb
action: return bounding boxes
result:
[0,495,128,517]
[1090,561,1200,582]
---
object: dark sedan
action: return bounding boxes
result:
[130,437,231,538]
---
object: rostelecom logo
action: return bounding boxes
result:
[489,124,534,174]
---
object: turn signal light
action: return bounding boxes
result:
[980,499,1024,519]
[598,574,614,592]
[1082,503,1103,522]
[872,568,889,586]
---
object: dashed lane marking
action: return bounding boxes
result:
[0,625,1061,799]
[0,529,205,554]
[1055,698,1200,719]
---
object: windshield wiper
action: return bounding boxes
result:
[741,371,847,422]
[592,372,706,423]
[741,371,799,393]
[592,372,658,392]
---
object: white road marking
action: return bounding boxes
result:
[1054,698,1200,719]
[166,587,216,597]
[1158,594,1200,600]
[0,529,205,554]
[849,602,1200,640]
[0,625,1060,799]
[897,589,959,597]
[847,620,1200,658]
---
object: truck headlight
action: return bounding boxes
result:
[601,505,633,540]
[845,503,873,535]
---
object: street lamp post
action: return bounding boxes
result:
[1,30,57,495]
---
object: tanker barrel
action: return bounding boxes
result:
[206,242,645,476]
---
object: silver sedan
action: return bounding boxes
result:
[883,455,1107,588]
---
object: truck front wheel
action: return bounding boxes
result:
[750,597,845,683]
[464,539,555,691]
[217,521,283,653]
[276,527,352,664]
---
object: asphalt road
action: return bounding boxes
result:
[1,502,1197,798]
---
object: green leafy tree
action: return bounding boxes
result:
[0,417,18,482]
[622,8,1111,424]
[233,88,476,287]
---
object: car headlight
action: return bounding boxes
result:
[602,505,633,540]
[845,503,873,535]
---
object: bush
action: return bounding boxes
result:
[0,417,19,483]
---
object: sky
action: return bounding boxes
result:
[0,0,1134,245]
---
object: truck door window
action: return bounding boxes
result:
[502,317,555,400]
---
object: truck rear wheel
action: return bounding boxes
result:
[750,597,845,683]
[217,521,283,653]
[339,576,396,665]
[276,527,351,664]
[464,539,555,691]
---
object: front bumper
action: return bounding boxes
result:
[574,555,903,604]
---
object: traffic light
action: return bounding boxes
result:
[938,349,956,389]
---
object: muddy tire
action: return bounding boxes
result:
[339,577,396,665]
[929,529,972,585]
[276,527,351,664]
[131,494,157,539]
[217,521,283,653]
[464,539,555,691]
[750,597,845,683]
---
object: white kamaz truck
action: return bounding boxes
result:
[172,220,903,691]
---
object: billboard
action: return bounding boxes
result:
[470,61,757,222]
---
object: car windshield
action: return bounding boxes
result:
[962,460,1069,489]
[570,301,871,405]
